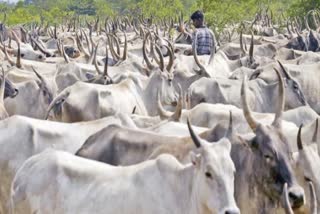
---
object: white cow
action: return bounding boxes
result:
[0,114,134,214]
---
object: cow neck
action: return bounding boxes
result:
[249,79,279,113]
[141,71,164,116]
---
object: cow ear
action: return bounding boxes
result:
[190,151,201,168]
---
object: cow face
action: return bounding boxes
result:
[295,123,320,206]
[250,124,305,209]
[283,76,307,109]
[188,119,239,214]
[15,47,46,62]
[157,70,178,107]
[286,35,309,51]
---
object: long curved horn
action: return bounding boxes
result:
[312,118,319,143]
[277,60,292,80]
[249,32,254,63]
[297,124,303,150]
[143,32,154,70]
[108,34,121,61]
[157,91,171,120]
[241,76,258,132]
[44,91,70,120]
[0,68,6,105]
[16,42,22,68]
[60,41,70,63]
[103,43,109,77]
[282,183,294,214]
[164,45,174,72]
[154,45,164,72]
[304,16,311,31]
[225,111,233,138]
[240,31,246,55]
[31,66,45,84]
[93,43,103,75]
[122,31,127,60]
[272,68,285,128]
[30,37,53,57]
[187,118,202,148]
[169,84,182,122]
[309,182,317,214]
[2,45,15,66]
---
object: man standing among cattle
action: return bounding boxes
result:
[184,10,215,55]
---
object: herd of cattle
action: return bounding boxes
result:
[0,9,319,214]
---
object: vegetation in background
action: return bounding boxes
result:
[0,0,318,31]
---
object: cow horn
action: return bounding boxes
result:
[76,33,90,57]
[169,84,182,122]
[143,32,154,70]
[312,118,319,143]
[164,44,174,72]
[282,183,294,214]
[0,68,6,105]
[31,37,52,57]
[157,91,171,120]
[187,118,202,148]
[31,66,45,84]
[304,16,311,31]
[225,111,233,138]
[103,43,109,77]
[249,32,254,63]
[3,45,15,66]
[309,182,317,214]
[16,42,22,68]
[277,60,292,80]
[132,106,137,114]
[60,41,70,63]
[241,75,258,132]
[93,43,103,75]
[45,91,70,120]
[272,68,285,128]
[297,124,303,150]
[122,31,127,61]
[154,45,164,72]
[240,31,246,55]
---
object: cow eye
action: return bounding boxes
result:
[264,155,272,163]
[20,53,25,58]
[293,83,298,90]
[304,176,312,182]
[205,172,212,179]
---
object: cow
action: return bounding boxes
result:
[46,58,178,122]
[295,121,320,210]
[188,61,307,113]
[0,114,133,214]
[10,122,239,214]
[231,67,305,212]
[4,67,56,119]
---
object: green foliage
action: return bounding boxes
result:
[137,0,184,18]
[0,0,319,30]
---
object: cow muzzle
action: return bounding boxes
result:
[288,186,305,209]
[222,208,240,214]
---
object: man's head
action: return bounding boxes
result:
[191,10,204,28]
